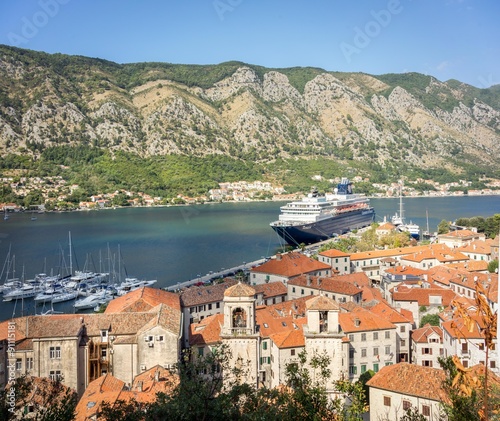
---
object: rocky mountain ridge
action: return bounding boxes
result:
[1,45,499,175]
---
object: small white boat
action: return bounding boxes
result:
[116,278,157,295]
[74,288,115,310]
[51,289,79,303]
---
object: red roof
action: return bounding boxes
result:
[250,252,330,277]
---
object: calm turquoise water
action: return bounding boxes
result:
[0,195,498,319]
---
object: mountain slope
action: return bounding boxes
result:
[1,45,499,177]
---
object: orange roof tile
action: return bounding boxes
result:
[253,282,288,298]
[289,275,363,296]
[180,279,237,307]
[411,324,443,343]
[105,287,180,314]
[250,252,330,277]
[369,302,413,324]
[224,282,256,297]
[318,249,350,258]
[339,308,396,333]
[391,285,458,306]
[270,328,305,349]
[189,314,224,346]
[305,294,339,311]
[367,363,449,403]
[350,243,450,261]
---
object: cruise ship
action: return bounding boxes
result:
[270,178,375,245]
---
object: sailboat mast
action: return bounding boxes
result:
[69,231,73,275]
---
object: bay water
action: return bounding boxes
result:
[0,195,498,320]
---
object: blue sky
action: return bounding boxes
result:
[0,0,498,87]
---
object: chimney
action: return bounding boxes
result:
[137,381,143,392]
[276,254,282,261]
[307,275,311,286]
[154,370,159,382]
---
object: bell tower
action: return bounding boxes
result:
[221,282,259,387]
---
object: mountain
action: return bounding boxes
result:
[1,45,499,187]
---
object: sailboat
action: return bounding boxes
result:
[391,182,420,240]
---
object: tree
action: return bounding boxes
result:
[437,219,450,234]
[487,259,498,274]
[419,313,440,328]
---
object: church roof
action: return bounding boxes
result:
[224,282,256,297]
[305,295,339,311]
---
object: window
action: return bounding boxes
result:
[491,360,497,369]
[15,359,22,371]
[292,287,296,293]
[361,333,366,341]
[423,347,432,355]
[49,370,62,381]
[400,339,406,347]
[422,405,430,417]
[208,303,212,310]
[198,347,204,357]
[461,342,468,353]
[291,349,295,356]
[348,334,354,342]
[373,347,379,356]
[216,302,220,309]
[361,348,367,358]
[373,332,378,340]
[301,289,304,295]
[384,396,391,407]
[403,400,411,411]
[385,331,390,339]
[101,349,107,359]
[263,341,267,350]
[462,360,469,368]
[361,364,367,374]
[349,365,357,375]
[400,325,406,333]
[26,358,33,371]
[49,346,61,359]
[385,346,391,355]
[423,360,433,367]
[373,363,379,372]
[349,349,355,359]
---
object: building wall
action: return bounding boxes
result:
[411,336,443,368]
[347,328,396,381]
[287,283,361,304]
[32,337,81,392]
[111,343,137,386]
[318,255,351,275]
[369,387,445,421]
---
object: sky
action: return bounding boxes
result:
[0,0,499,88]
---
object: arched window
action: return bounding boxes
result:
[232,307,247,328]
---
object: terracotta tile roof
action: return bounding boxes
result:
[411,324,443,343]
[270,328,305,349]
[250,252,330,277]
[439,229,485,239]
[384,266,428,277]
[75,368,179,421]
[441,315,484,340]
[339,308,396,333]
[377,222,396,231]
[74,374,125,421]
[180,279,237,307]
[288,275,363,296]
[189,314,224,346]
[401,248,469,264]
[449,272,498,301]
[350,243,449,261]
[369,302,413,324]
[427,265,461,286]
[318,249,350,258]
[458,239,493,255]
[447,260,489,272]
[105,287,180,314]
[224,282,256,297]
[361,285,385,306]
[391,285,458,306]
[366,363,449,403]
[305,294,339,311]
[253,282,288,298]
[256,297,310,339]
